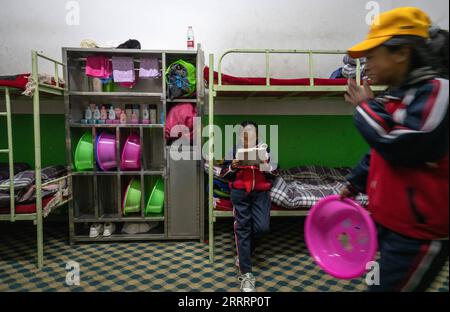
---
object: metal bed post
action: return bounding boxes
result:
[31,50,44,268]
[208,53,215,263]
[0,87,15,222]
[356,58,361,86]
[265,50,270,86]
[308,51,314,86]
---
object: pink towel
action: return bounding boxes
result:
[85,55,112,79]
[112,56,135,83]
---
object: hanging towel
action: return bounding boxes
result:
[139,58,160,78]
[85,55,112,79]
[112,56,135,83]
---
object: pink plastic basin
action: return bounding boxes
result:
[96,132,117,171]
[305,195,378,279]
[120,133,141,170]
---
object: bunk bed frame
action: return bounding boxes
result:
[207,49,386,262]
[0,51,71,268]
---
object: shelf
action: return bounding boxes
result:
[73,214,95,221]
[214,209,309,218]
[71,170,164,176]
[63,47,199,55]
[70,123,164,128]
[66,46,204,243]
[166,99,197,103]
[69,91,163,98]
[73,215,165,222]
[72,234,166,242]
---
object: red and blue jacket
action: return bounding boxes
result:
[220,144,277,193]
[347,69,449,240]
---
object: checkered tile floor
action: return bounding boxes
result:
[0,219,448,292]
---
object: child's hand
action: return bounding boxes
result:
[344,79,374,107]
[340,185,357,199]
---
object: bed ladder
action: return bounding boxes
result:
[0,87,16,222]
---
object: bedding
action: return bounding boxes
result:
[0,163,30,181]
[205,162,367,211]
[0,165,68,208]
[214,198,302,212]
[203,67,349,86]
[0,73,65,96]
[0,194,65,217]
[270,165,368,209]
[0,74,30,90]
[0,179,70,217]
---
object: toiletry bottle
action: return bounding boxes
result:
[120,110,127,124]
[132,105,140,122]
[85,106,92,120]
[100,105,107,120]
[107,105,116,124]
[93,105,101,124]
[114,107,122,124]
[160,110,165,125]
[142,105,149,124]
[131,110,138,124]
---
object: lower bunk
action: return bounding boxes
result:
[207,164,367,260]
[0,163,71,268]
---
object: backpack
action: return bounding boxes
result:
[164,103,197,143]
[165,59,196,99]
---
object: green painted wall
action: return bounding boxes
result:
[210,115,368,168]
[1,114,368,169]
[0,115,66,167]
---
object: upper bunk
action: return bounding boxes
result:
[205,49,387,98]
[0,51,66,99]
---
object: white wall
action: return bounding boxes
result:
[1,0,448,114]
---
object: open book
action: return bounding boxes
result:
[236,144,268,167]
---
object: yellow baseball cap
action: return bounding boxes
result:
[348,7,431,58]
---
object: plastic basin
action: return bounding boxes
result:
[120,133,141,170]
[305,195,377,279]
[96,132,117,171]
[74,131,93,171]
[145,178,164,215]
[123,177,141,215]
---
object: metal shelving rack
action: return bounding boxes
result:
[63,46,204,243]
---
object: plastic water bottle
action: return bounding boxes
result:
[187,26,195,50]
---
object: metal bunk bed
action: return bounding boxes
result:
[207,49,386,262]
[0,51,72,268]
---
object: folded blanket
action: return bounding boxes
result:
[0,165,68,208]
[270,166,368,209]
[0,165,67,193]
[343,55,366,66]
[0,74,30,90]
[341,63,366,79]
